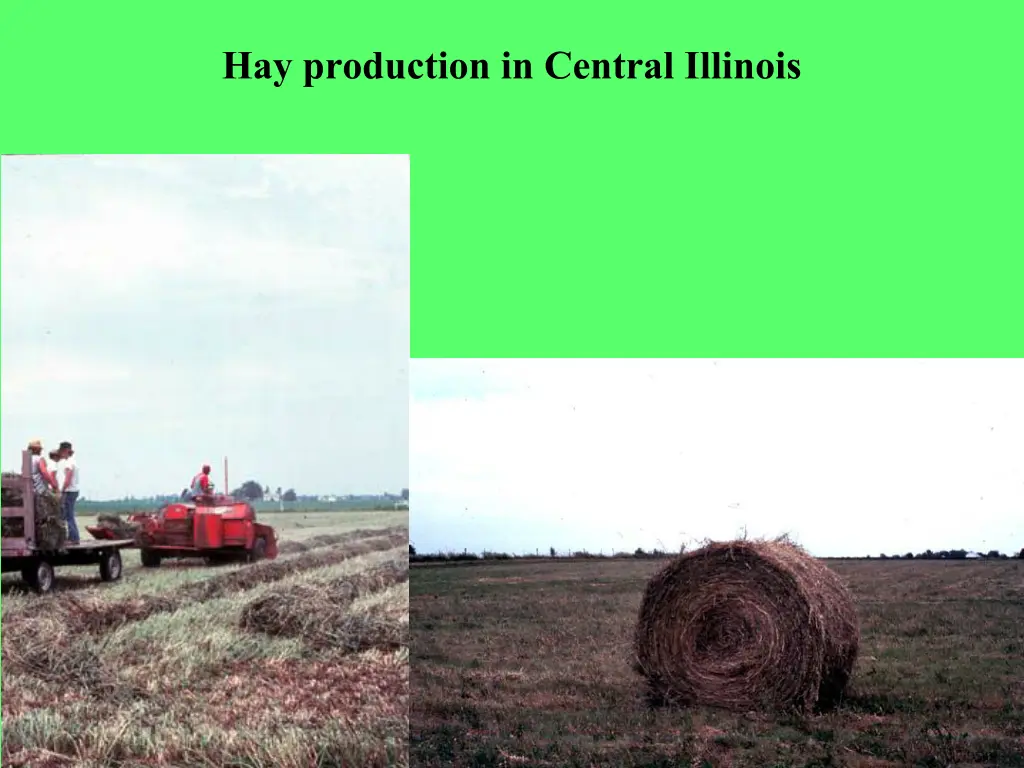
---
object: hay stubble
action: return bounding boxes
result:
[1,520,410,768]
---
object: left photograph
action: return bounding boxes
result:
[0,154,410,767]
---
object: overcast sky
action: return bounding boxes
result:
[411,359,1024,558]
[1,154,409,500]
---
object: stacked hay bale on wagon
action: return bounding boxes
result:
[34,491,66,550]
[93,513,141,540]
[0,474,21,539]
[1,471,67,549]
[634,536,859,713]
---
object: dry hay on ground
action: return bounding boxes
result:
[200,655,408,732]
[187,529,408,599]
[240,560,409,651]
[327,602,409,653]
[14,531,409,636]
[634,536,859,713]
[277,533,361,555]
[276,526,409,555]
[1,605,103,687]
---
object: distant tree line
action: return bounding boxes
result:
[90,483,407,509]
[872,548,1024,560]
[410,545,689,563]
[172,479,407,506]
[409,544,1024,563]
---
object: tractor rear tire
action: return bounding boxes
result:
[22,559,55,594]
[141,549,162,568]
[99,550,123,582]
[250,537,267,563]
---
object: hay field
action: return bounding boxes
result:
[411,557,1024,767]
[1,509,410,768]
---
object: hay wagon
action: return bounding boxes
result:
[1,450,134,594]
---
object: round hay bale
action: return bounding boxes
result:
[633,537,859,713]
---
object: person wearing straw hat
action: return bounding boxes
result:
[58,441,81,545]
[28,439,60,495]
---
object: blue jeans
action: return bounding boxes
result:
[62,491,80,543]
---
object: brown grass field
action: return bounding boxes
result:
[1,509,410,768]
[411,557,1024,767]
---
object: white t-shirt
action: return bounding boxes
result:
[49,459,63,492]
[62,457,80,493]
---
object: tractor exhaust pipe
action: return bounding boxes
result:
[224,456,229,496]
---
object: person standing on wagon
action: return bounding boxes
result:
[48,450,63,493]
[28,439,60,493]
[58,441,81,545]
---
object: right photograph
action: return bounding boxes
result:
[409,358,1024,767]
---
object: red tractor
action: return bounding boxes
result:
[115,494,279,567]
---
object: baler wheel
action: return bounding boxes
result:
[141,549,162,568]
[250,537,267,563]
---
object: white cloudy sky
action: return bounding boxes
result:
[411,359,1024,558]
[1,154,409,500]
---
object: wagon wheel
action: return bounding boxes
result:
[99,549,123,582]
[22,560,55,594]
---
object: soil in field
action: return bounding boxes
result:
[411,557,1024,767]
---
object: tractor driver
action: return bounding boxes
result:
[190,464,215,500]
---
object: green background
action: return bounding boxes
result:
[0,1,1020,356]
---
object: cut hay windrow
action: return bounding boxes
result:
[40,531,408,635]
[275,526,408,556]
[634,537,859,713]
[327,602,409,653]
[240,560,410,650]
[184,530,408,600]
[1,607,104,687]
